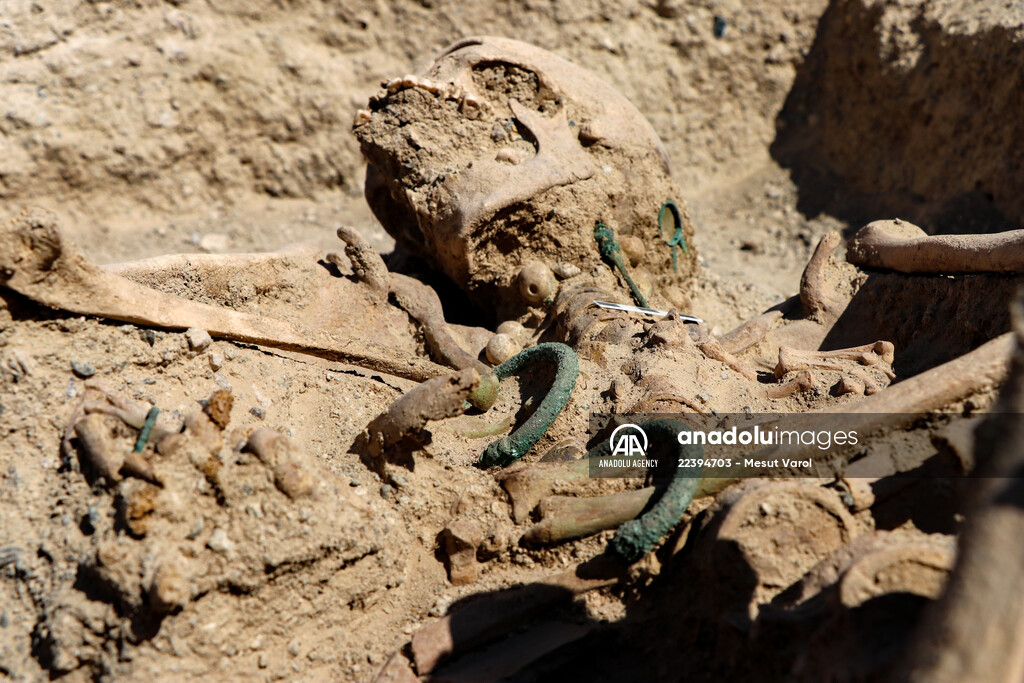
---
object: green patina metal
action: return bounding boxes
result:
[587,418,702,562]
[133,406,161,453]
[468,372,499,412]
[479,343,579,468]
[657,200,690,273]
[594,222,650,308]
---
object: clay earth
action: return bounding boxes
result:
[1,1,1022,682]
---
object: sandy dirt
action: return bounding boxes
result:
[1,1,1021,681]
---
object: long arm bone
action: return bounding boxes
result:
[848,218,1024,274]
[0,208,447,381]
[103,245,319,282]
[335,226,498,409]
[718,308,785,355]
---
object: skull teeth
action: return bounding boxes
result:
[380,75,453,98]
[351,109,372,128]
[370,75,492,118]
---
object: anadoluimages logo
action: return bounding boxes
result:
[609,423,648,458]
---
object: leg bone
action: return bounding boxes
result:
[0,208,445,381]
[849,218,1024,274]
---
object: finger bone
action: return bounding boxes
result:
[698,338,759,381]
[775,341,895,379]
[336,225,390,300]
[389,272,497,410]
[359,368,480,465]
[848,366,883,395]
[832,376,866,396]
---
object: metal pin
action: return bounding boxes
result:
[592,300,703,324]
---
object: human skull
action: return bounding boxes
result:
[354,36,697,317]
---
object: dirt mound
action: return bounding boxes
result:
[774,0,1024,233]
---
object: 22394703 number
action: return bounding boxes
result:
[677,458,732,468]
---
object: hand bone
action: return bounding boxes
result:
[335,224,498,409]
[775,341,895,379]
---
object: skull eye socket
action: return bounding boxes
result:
[471,62,557,114]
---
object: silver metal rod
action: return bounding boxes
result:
[592,300,703,324]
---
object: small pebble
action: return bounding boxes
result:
[141,329,157,346]
[186,520,203,540]
[390,474,409,488]
[71,360,95,378]
[720,371,729,380]
[206,528,234,555]
[250,406,266,420]
[185,327,212,351]
[552,262,581,279]
[209,352,225,371]
[198,233,231,253]
[380,484,394,499]
[81,506,101,535]
[429,597,451,617]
